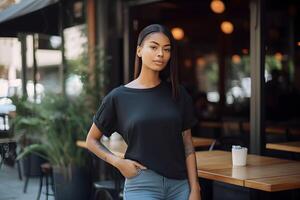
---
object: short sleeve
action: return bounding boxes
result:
[93,93,117,137]
[180,86,198,131]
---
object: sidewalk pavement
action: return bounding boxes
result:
[0,164,54,200]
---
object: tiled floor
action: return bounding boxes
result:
[0,164,54,200]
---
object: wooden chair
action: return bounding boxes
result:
[37,162,54,200]
[0,113,11,138]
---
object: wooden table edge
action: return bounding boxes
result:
[245,174,300,192]
[0,134,22,143]
[266,142,300,153]
[198,170,244,187]
[192,137,216,147]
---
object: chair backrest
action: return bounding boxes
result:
[0,114,9,130]
[0,114,10,137]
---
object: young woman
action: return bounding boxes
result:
[86,24,201,200]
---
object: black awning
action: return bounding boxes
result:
[0,0,60,37]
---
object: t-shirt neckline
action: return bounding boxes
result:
[122,81,164,92]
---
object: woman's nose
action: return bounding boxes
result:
[157,48,163,57]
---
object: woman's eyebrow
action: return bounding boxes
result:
[149,41,171,47]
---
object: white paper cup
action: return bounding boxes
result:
[232,147,248,166]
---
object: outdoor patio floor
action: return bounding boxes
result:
[0,164,54,200]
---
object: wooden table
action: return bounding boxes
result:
[196,150,300,192]
[0,135,20,144]
[266,141,300,153]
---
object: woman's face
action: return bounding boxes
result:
[137,32,171,72]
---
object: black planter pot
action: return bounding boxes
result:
[53,165,91,200]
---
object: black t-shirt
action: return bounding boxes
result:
[93,80,198,179]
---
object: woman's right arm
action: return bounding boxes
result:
[86,123,146,178]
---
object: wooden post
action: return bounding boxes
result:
[250,0,265,154]
[123,4,130,84]
[87,0,96,89]
[18,33,28,98]
[32,34,38,101]
[59,0,66,95]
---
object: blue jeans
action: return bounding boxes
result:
[123,169,190,200]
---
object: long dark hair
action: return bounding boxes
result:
[134,24,179,100]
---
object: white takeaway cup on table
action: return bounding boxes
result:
[232,145,248,167]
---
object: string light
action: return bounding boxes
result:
[221,21,234,34]
[171,27,184,40]
[210,0,225,14]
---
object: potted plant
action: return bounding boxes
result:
[17,93,92,200]
[12,96,47,182]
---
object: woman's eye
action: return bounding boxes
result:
[164,48,171,52]
[150,46,157,50]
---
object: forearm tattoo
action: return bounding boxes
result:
[182,130,195,157]
[92,139,113,162]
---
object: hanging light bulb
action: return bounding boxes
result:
[210,0,225,14]
[196,57,206,67]
[221,21,234,34]
[274,52,283,61]
[232,54,241,64]
[171,27,184,40]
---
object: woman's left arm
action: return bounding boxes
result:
[182,129,201,200]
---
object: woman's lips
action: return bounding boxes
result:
[153,60,164,65]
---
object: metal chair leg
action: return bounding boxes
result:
[0,146,4,169]
[23,176,29,193]
[0,157,3,169]
[17,160,22,180]
[46,175,49,200]
[50,172,55,194]
[24,155,32,193]
[37,174,43,200]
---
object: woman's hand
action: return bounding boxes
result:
[189,185,201,200]
[115,158,147,179]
